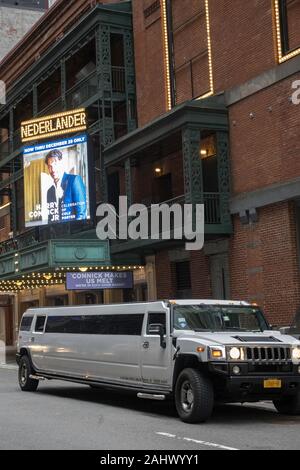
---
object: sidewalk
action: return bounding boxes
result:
[0,345,17,370]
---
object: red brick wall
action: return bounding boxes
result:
[155,250,176,299]
[132,0,166,127]
[229,74,300,196]
[172,0,209,102]
[210,0,275,93]
[155,248,212,300]
[230,202,300,326]
[190,250,212,298]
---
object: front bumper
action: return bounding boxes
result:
[208,362,300,401]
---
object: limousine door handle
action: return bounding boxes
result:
[143,341,150,349]
[30,337,35,343]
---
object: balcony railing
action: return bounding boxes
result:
[204,192,221,224]
[37,97,62,118]
[66,72,98,108]
[0,221,95,256]
[112,66,126,93]
[0,139,9,160]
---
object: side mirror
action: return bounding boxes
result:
[148,324,166,349]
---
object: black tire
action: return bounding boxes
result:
[273,393,300,416]
[175,368,214,423]
[18,356,39,392]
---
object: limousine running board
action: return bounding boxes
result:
[137,393,166,401]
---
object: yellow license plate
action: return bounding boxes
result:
[264,379,282,389]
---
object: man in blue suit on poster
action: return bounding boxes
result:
[45,149,87,223]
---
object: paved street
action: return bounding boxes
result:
[0,368,299,451]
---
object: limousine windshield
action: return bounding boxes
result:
[173,305,269,332]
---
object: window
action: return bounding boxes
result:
[20,316,33,332]
[276,0,300,59]
[175,261,192,299]
[45,314,144,336]
[34,316,46,333]
[147,313,166,335]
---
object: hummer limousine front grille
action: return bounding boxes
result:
[245,346,291,362]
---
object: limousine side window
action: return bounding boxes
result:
[147,313,166,335]
[34,315,46,333]
[20,316,33,332]
[45,314,144,336]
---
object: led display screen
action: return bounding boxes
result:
[23,134,90,227]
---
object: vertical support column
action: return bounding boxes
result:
[103,289,123,304]
[61,58,67,111]
[10,182,17,236]
[9,108,13,154]
[38,287,46,307]
[68,290,77,306]
[182,127,203,205]
[125,158,133,207]
[216,132,231,227]
[33,84,38,117]
[124,30,137,132]
[145,255,157,301]
[100,140,108,203]
[96,25,114,147]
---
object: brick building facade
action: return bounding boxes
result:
[117,0,300,326]
[0,0,300,357]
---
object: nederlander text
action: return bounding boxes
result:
[21,109,86,143]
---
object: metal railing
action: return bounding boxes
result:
[37,97,62,117]
[204,192,221,224]
[112,66,126,93]
[0,139,9,159]
[66,72,98,108]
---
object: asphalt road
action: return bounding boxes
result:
[0,368,299,451]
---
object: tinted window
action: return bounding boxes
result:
[45,314,144,336]
[20,316,33,332]
[34,316,46,333]
[46,316,82,334]
[105,315,144,336]
[147,313,166,335]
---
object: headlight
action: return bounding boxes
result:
[229,347,241,360]
[292,347,300,361]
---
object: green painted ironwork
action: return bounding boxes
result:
[182,127,203,205]
[0,239,111,280]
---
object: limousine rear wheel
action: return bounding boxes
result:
[18,356,39,392]
[175,368,214,423]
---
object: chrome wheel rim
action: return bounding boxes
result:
[20,363,27,386]
[181,380,194,412]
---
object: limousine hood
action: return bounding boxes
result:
[174,330,300,347]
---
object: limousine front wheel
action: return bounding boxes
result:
[175,368,214,423]
[18,356,39,392]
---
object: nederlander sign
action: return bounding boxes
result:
[21,108,87,143]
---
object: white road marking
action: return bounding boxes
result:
[156,432,239,451]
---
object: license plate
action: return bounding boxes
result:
[264,379,282,389]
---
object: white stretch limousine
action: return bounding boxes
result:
[17,300,300,423]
